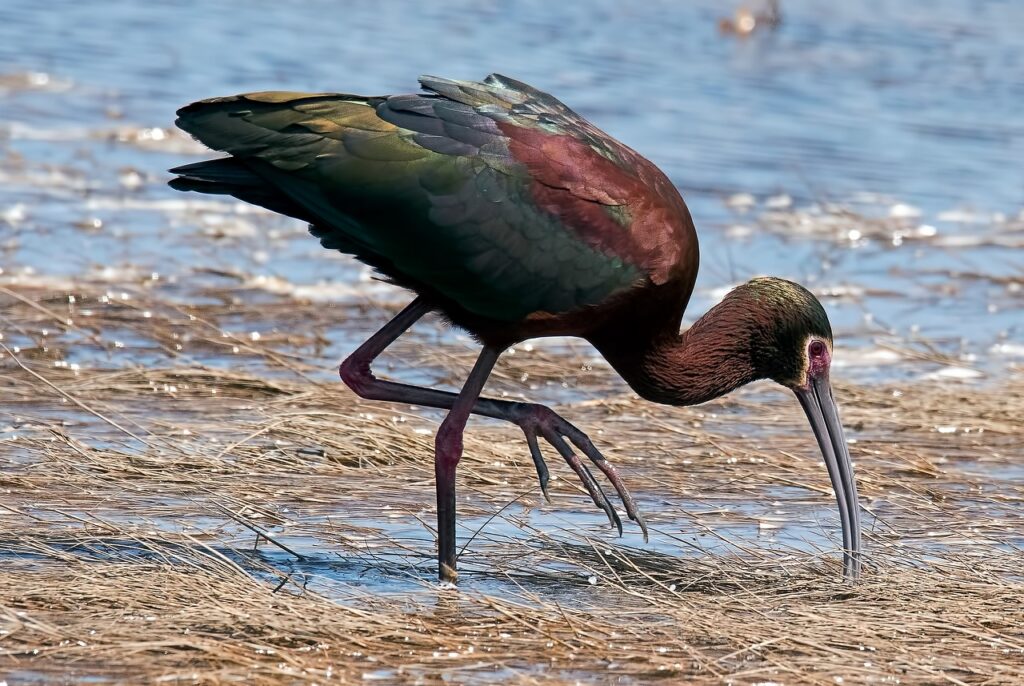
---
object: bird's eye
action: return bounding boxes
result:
[808,340,827,358]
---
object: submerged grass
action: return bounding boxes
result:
[1,282,1023,685]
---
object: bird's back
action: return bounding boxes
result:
[171,74,699,341]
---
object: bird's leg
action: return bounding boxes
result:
[339,298,646,541]
[434,346,501,582]
[338,297,433,396]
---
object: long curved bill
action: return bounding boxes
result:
[795,376,862,579]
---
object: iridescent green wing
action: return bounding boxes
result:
[173,80,653,321]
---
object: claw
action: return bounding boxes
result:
[525,431,552,503]
[561,426,650,543]
[568,456,624,535]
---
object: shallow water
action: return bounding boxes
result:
[1,0,1023,668]
[1,0,1021,380]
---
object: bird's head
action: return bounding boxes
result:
[717,277,862,577]
[732,277,834,388]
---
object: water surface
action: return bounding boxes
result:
[1,0,1022,643]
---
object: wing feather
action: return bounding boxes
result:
[171,77,690,321]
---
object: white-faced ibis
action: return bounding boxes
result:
[170,74,862,582]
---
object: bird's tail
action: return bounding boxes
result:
[168,158,313,222]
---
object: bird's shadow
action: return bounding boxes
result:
[1,532,858,605]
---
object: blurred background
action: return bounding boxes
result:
[1,0,1022,380]
[1,0,1022,383]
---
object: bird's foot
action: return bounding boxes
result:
[512,404,649,542]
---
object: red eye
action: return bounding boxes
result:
[809,340,827,358]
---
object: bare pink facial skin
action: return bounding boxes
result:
[806,339,831,384]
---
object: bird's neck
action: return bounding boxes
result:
[594,298,761,407]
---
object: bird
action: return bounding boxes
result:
[169,73,862,582]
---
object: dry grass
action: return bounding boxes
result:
[1,282,1023,685]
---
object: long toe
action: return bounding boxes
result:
[565,432,649,542]
[546,411,646,539]
[515,404,644,538]
[557,446,624,535]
